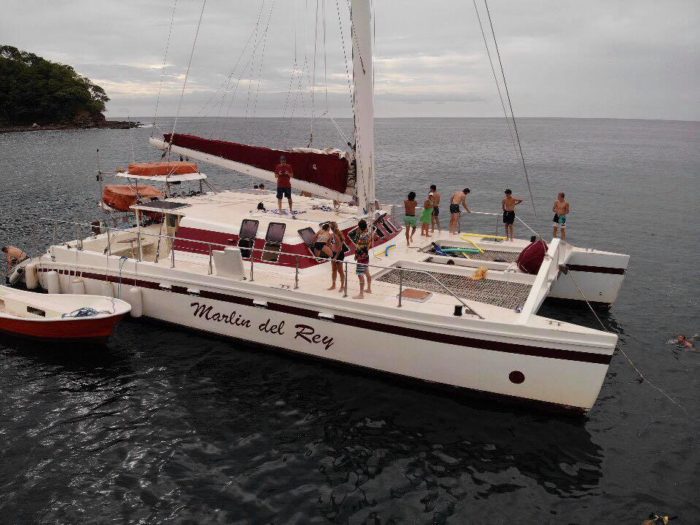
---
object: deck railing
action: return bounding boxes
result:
[39,217,483,319]
[388,205,540,239]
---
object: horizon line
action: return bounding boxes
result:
[106,115,700,124]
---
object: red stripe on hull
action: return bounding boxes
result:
[173,223,402,268]
[0,314,126,341]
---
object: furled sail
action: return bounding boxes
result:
[150,133,354,202]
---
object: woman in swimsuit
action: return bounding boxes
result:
[328,221,347,293]
[312,223,334,258]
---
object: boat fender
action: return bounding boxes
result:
[46,270,61,294]
[25,263,39,289]
[516,239,548,275]
[128,287,143,318]
[7,266,23,286]
[70,278,86,295]
[99,281,114,298]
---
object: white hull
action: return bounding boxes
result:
[549,249,628,305]
[36,258,615,412]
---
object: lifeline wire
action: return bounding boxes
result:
[482,0,537,217]
[567,271,687,414]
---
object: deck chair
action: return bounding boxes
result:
[213,247,245,280]
[262,222,286,262]
[237,219,259,259]
[298,227,317,256]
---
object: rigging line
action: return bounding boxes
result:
[322,0,329,114]
[281,61,298,120]
[244,0,266,120]
[152,0,179,133]
[335,0,354,109]
[221,1,268,133]
[281,6,299,124]
[309,0,320,146]
[168,0,208,155]
[321,111,351,146]
[566,270,687,414]
[194,8,260,126]
[348,1,366,75]
[251,0,277,120]
[471,0,519,165]
[482,0,537,217]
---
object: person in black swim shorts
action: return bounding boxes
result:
[501,189,523,241]
[449,188,471,234]
[430,184,441,233]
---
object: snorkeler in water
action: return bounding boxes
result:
[667,334,696,349]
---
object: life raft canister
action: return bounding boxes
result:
[516,239,548,274]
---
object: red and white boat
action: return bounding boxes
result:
[0,286,131,342]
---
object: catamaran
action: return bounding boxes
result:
[14,0,628,411]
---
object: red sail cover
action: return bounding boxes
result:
[516,239,548,275]
[164,133,350,194]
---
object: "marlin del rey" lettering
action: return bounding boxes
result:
[189,302,335,351]
[190,302,252,327]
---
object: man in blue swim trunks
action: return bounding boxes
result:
[552,192,570,241]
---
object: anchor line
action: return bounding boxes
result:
[566,270,686,414]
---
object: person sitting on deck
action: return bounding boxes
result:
[353,219,372,299]
[274,155,294,215]
[403,192,417,247]
[2,245,28,271]
[449,188,471,234]
[311,223,334,259]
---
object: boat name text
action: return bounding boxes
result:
[190,302,334,350]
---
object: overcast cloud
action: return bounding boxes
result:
[2,0,698,120]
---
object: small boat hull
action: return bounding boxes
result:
[0,313,128,342]
[0,286,131,342]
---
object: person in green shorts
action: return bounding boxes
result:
[420,193,434,237]
[404,191,417,246]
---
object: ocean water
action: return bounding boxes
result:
[0,117,698,523]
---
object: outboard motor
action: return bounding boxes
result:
[516,239,548,274]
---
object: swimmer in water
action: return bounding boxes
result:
[668,334,696,349]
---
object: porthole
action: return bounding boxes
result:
[509,371,525,384]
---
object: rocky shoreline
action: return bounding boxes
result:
[0,120,141,134]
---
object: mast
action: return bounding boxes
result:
[350,0,375,214]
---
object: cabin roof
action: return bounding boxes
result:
[140,190,368,242]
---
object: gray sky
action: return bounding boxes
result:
[2,0,698,120]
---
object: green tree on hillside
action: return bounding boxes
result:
[0,45,109,126]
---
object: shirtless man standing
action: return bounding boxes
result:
[552,192,570,241]
[429,184,441,233]
[448,188,471,234]
[501,189,523,241]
